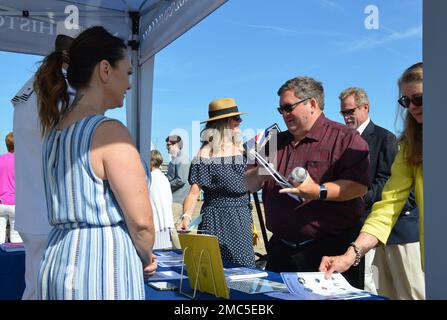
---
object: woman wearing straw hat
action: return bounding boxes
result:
[178,98,256,267]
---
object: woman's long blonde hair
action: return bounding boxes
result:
[398,62,423,166]
[200,118,243,157]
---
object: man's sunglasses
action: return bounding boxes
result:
[339,105,362,117]
[398,95,423,108]
[277,97,311,115]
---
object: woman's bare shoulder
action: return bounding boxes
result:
[94,119,132,144]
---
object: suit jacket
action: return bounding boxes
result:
[361,121,419,245]
[166,150,191,204]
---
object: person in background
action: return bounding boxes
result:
[244,76,370,288]
[12,33,74,300]
[179,98,256,267]
[338,87,424,298]
[166,135,190,224]
[34,26,156,300]
[149,149,175,249]
[0,133,22,244]
[320,62,425,300]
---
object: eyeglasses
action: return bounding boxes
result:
[339,105,362,117]
[232,115,242,121]
[277,97,311,115]
[398,95,423,108]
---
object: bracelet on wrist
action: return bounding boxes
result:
[181,213,192,221]
[349,242,362,267]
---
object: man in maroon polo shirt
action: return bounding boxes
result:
[244,76,370,288]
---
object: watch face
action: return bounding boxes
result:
[319,185,328,200]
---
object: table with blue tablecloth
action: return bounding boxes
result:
[0,250,26,300]
[0,249,281,300]
[0,249,385,300]
[145,251,284,300]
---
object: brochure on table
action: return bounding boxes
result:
[146,270,187,282]
[227,278,288,294]
[154,250,184,267]
[0,242,25,252]
[224,267,268,281]
[276,272,372,300]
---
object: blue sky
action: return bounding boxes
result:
[0,0,422,161]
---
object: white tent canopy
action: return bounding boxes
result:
[0,0,227,162]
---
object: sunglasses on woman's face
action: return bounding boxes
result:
[232,115,242,121]
[398,95,423,108]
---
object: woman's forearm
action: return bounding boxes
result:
[183,184,201,216]
[127,219,155,266]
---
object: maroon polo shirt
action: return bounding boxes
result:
[260,113,370,242]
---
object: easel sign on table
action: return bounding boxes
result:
[178,233,229,299]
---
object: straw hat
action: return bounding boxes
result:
[201,98,247,123]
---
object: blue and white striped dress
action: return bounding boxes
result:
[37,115,145,300]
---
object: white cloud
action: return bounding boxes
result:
[339,25,422,53]
[383,25,422,42]
[223,20,298,34]
[223,20,346,37]
[320,0,345,13]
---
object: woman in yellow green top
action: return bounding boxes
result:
[319,62,424,280]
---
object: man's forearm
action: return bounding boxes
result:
[324,180,368,201]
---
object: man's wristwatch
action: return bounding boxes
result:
[318,184,328,200]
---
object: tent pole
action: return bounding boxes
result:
[126,12,141,147]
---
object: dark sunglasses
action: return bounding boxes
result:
[339,105,362,117]
[277,97,311,115]
[232,115,242,121]
[398,95,423,108]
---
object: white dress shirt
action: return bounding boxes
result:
[150,168,175,249]
[356,117,371,135]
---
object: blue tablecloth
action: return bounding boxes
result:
[0,250,26,300]
[0,250,278,300]
[0,249,385,300]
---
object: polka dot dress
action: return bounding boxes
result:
[189,155,256,267]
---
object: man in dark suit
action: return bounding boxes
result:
[339,87,424,299]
